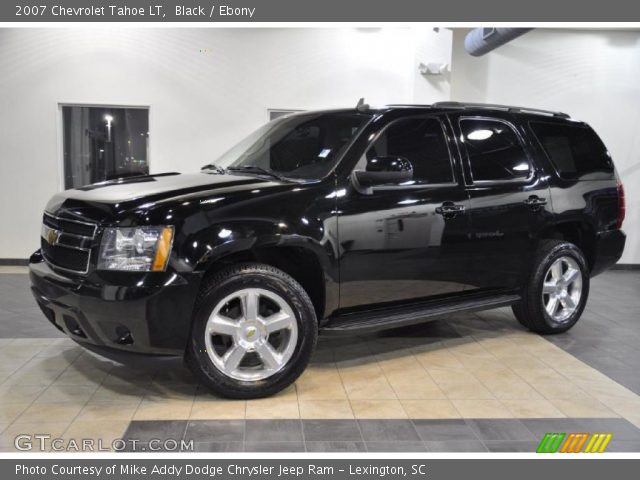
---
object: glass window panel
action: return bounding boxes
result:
[460,118,531,182]
[530,122,613,179]
[62,106,149,189]
[361,117,454,184]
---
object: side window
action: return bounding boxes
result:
[361,117,454,184]
[460,118,531,182]
[530,122,613,179]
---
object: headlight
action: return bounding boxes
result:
[98,226,174,272]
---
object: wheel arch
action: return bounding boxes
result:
[539,220,597,271]
[194,238,331,321]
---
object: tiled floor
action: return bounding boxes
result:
[119,417,640,452]
[1,268,639,452]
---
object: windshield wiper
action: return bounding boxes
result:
[227,165,287,181]
[201,163,226,174]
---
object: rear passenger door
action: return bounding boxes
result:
[449,113,552,291]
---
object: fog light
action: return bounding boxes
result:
[63,315,86,338]
[114,326,134,345]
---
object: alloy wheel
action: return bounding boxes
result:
[204,288,298,381]
[541,256,583,323]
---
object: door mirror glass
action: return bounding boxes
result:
[354,156,413,187]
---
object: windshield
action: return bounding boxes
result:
[213,111,373,180]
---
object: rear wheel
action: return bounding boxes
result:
[512,240,589,334]
[187,263,317,398]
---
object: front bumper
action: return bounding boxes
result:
[29,251,202,356]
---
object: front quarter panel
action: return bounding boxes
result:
[150,181,341,316]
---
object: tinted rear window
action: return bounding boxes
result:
[530,122,613,179]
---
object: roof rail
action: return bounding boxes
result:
[385,104,432,107]
[432,101,570,119]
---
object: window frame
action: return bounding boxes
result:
[353,114,459,191]
[57,102,151,191]
[458,115,535,186]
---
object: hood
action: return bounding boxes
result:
[45,172,289,222]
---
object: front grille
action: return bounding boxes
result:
[41,212,96,274]
[41,240,91,273]
[43,213,96,237]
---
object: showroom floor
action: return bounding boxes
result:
[1,267,640,452]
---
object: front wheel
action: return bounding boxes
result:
[186,263,317,399]
[512,240,590,334]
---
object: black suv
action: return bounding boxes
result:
[30,102,626,398]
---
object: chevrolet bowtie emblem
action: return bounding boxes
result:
[44,226,60,245]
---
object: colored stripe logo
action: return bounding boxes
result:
[537,432,612,453]
[537,433,565,453]
[584,433,613,453]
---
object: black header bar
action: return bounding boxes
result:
[3,0,640,22]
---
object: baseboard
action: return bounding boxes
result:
[611,263,640,271]
[0,259,28,266]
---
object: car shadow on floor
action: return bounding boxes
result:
[58,307,525,400]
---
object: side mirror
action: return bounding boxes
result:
[353,156,413,188]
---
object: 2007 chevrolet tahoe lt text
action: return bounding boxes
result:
[30,102,626,398]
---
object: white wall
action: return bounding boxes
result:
[3,27,637,265]
[0,27,452,259]
[451,29,640,265]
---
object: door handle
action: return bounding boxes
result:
[436,202,465,218]
[524,195,547,210]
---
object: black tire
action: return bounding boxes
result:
[186,263,317,399]
[512,239,590,334]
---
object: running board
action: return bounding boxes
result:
[320,293,521,335]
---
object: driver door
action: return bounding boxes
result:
[336,115,473,310]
